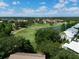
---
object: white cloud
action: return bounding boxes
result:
[17,8,35,17]
[18,6,48,17]
[47,10,58,16]
[59,0,66,3]
[50,7,79,17]
[36,6,48,13]
[53,0,68,10]
[59,0,68,4]
[12,1,20,5]
[53,3,65,9]
[1,9,15,16]
[1,0,79,17]
[50,0,79,17]
[17,5,79,17]
[69,0,78,6]
[22,6,48,14]
[69,0,77,3]
[0,2,9,8]
[22,8,35,14]
[52,0,78,16]
[59,0,65,3]
[17,1,20,4]
[13,2,17,5]
[64,7,79,13]
[40,2,46,5]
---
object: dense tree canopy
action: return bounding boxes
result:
[35,28,62,59]
[0,22,35,59]
[0,20,79,59]
[35,28,79,59]
[53,49,79,59]
[0,36,35,59]
[35,28,61,44]
[0,22,13,37]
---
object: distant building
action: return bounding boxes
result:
[9,53,45,59]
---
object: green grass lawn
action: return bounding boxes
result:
[15,23,52,49]
[15,23,62,50]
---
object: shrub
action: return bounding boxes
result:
[0,36,35,59]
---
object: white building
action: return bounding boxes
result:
[62,41,79,53]
[62,23,79,54]
[61,23,79,42]
[73,23,79,29]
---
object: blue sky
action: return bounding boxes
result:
[0,0,79,17]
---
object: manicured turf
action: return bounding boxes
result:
[15,23,52,49]
[15,23,62,49]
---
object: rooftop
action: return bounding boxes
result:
[62,41,79,53]
[63,23,79,41]
[9,53,45,59]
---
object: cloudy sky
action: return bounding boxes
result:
[0,0,79,17]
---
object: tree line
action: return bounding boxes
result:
[0,22,35,59]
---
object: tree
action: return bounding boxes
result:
[35,28,79,59]
[0,22,13,37]
[35,28,62,59]
[17,37,35,53]
[53,49,79,59]
[35,28,61,44]
[61,23,65,31]
[36,40,61,59]
[0,36,35,59]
